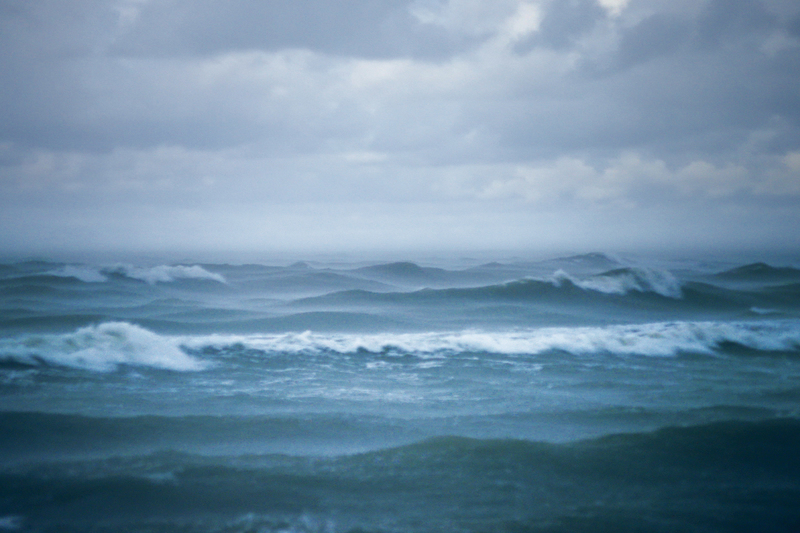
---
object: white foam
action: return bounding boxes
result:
[180,320,800,359]
[46,265,108,282]
[750,307,778,315]
[552,267,682,298]
[104,264,226,284]
[0,322,206,372]
[45,264,226,284]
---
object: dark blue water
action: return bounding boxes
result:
[1,253,800,532]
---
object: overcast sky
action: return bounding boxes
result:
[1,0,799,258]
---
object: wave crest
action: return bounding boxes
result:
[45,264,226,284]
[106,264,226,284]
[46,265,108,283]
[552,267,682,298]
[182,320,800,358]
[0,322,206,372]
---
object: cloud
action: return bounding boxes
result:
[597,0,630,17]
[0,0,799,254]
[439,152,799,206]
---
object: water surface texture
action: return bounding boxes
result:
[1,253,799,532]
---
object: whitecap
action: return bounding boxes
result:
[46,265,108,282]
[552,267,682,298]
[103,264,226,284]
[178,320,800,359]
[0,322,207,372]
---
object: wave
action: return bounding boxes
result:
[716,262,800,282]
[180,320,800,358]
[298,267,688,310]
[46,265,108,283]
[15,318,796,374]
[106,264,227,284]
[0,322,205,372]
[1,418,798,532]
[46,264,227,285]
[540,251,623,270]
[554,267,683,298]
[353,261,448,282]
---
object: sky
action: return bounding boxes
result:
[1,0,800,258]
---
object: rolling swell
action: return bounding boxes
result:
[293,274,797,320]
[1,419,798,532]
[0,412,426,463]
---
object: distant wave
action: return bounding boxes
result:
[46,264,226,284]
[45,265,108,283]
[552,267,682,298]
[0,322,206,372]
[296,268,688,309]
[182,320,800,358]
[716,262,800,281]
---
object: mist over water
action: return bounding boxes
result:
[1,251,800,532]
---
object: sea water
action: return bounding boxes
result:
[1,253,799,532]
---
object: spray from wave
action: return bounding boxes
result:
[46,265,108,283]
[47,264,226,284]
[552,267,682,298]
[108,264,226,284]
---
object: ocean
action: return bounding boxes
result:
[0,252,799,532]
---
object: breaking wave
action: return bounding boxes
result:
[183,320,800,358]
[0,322,206,372]
[2,319,798,373]
[552,267,682,298]
[47,264,226,284]
[46,265,108,283]
[106,264,226,284]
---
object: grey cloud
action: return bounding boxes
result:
[614,13,691,67]
[695,0,776,49]
[109,0,479,60]
[1,0,800,255]
[488,0,800,164]
[516,0,605,52]
[3,0,798,160]
[0,0,482,153]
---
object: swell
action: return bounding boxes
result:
[293,276,799,317]
[4,265,800,335]
[715,262,800,282]
[2,418,799,532]
[0,412,426,463]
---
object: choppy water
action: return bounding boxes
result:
[1,253,799,532]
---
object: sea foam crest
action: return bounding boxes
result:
[105,264,226,284]
[0,322,206,372]
[184,321,800,358]
[47,265,109,282]
[552,267,682,298]
[46,264,226,284]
